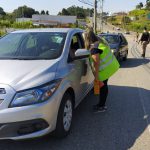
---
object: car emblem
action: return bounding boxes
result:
[0,88,6,94]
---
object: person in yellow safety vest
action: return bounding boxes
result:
[84,27,120,113]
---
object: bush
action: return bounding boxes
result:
[126,21,150,32]
[0,20,11,28]
[0,31,6,36]
[11,21,33,29]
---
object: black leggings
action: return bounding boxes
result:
[98,79,108,107]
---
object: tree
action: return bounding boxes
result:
[13,6,36,18]
[122,16,131,25]
[41,10,45,15]
[46,10,49,15]
[35,11,40,14]
[61,8,70,15]
[0,7,6,16]
[3,13,15,22]
[136,2,143,9]
[146,0,150,9]
[58,5,93,19]
[139,2,144,8]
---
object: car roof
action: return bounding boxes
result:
[11,28,83,34]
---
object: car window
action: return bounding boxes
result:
[70,33,83,50]
[121,35,128,44]
[0,33,22,55]
[68,33,83,62]
[101,35,119,44]
[0,32,66,60]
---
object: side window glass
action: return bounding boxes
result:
[119,36,123,43]
[68,33,83,62]
[70,34,82,53]
[121,35,127,44]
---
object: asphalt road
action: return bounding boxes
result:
[0,30,150,150]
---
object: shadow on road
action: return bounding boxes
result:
[120,58,150,68]
[0,85,149,150]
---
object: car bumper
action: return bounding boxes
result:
[0,89,63,140]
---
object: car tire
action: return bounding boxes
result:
[54,93,73,138]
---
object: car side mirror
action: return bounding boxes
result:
[75,49,90,60]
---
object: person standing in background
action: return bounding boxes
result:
[136,32,139,42]
[139,27,150,58]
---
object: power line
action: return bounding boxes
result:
[78,0,94,7]
[78,0,97,33]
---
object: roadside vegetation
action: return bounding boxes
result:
[0,5,93,35]
[107,1,150,32]
[1,2,150,34]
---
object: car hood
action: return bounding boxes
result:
[109,43,119,49]
[0,60,59,91]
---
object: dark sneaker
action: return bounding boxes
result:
[93,106,107,113]
[141,54,145,58]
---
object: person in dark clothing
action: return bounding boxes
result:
[139,27,150,58]
[136,32,139,42]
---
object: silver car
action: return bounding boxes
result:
[0,28,94,140]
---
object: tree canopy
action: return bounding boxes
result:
[0,7,6,16]
[58,5,93,19]
[136,2,143,9]
[13,5,38,18]
[146,0,150,9]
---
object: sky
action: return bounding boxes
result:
[0,0,147,14]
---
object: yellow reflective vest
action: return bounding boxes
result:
[91,42,120,81]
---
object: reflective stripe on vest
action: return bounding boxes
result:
[100,51,113,64]
[99,53,115,71]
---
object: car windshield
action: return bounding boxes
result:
[0,32,66,60]
[101,35,119,44]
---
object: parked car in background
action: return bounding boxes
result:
[98,33,128,61]
[0,28,94,140]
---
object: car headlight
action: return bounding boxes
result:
[111,49,117,53]
[10,79,62,107]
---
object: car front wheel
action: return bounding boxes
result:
[54,93,73,138]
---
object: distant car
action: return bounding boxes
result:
[0,28,94,140]
[116,27,120,30]
[124,31,130,34]
[98,33,128,61]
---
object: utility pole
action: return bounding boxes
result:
[99,0,104,32]
[101,0,104,32]
[78,0,98,33]
[94,0,97,33]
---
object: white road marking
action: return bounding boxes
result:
[136,82,150,134]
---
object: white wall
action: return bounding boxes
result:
[32,15,77,25]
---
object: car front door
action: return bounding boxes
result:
[119,35,128,58]
[68,32,94,105]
